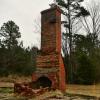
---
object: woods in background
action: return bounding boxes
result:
[0,21,36,76]
[0,0,100,85]
[56,0,100,84]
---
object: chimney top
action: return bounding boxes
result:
[49,3,57,8]
[41,4,61,14]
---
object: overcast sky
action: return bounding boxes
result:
[0,0,97,48]
[0,0,53,48]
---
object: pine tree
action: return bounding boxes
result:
[56,0,90,83]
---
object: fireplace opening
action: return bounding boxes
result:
[36,76,52,88]
[31,76,52,89]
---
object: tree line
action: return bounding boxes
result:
[56,0,100,84]
[0,21,37,76]
[0,0,100,85]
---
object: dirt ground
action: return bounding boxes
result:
[0,75,31,88]
[66,84,100,97]
[0,76,100,98]
[0,82,100,98]
[0,75,31,83]
[0,88,99,100]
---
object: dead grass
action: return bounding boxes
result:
[0,75,31,83]
[0,75,31,88]
[32,90,64,100]
[0,82,14,88]
[0,76,100,97]
[0,85,99,100]
[66,84,100,97]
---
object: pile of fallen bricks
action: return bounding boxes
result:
[14,82,51,97]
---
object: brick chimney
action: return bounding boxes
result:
[32,5,66,91]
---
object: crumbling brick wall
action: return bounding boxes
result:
[32,5,66,91]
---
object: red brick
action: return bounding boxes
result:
[32,5,66,91]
